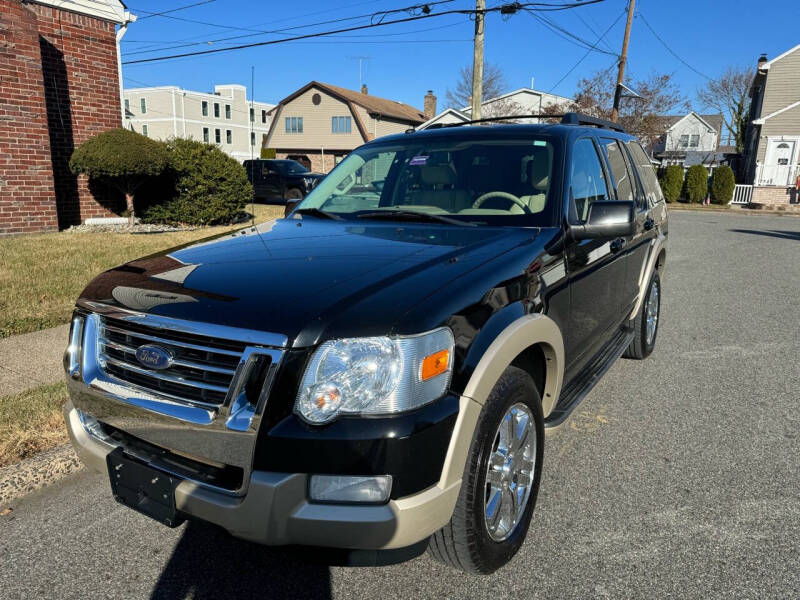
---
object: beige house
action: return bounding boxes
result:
[743,45,800,205]
[123,84,274,163]
[264,82,430,172]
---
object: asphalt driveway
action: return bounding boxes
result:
[2,210,799,599]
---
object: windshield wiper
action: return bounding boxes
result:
[355,210,476,227]
[293,207,343,221]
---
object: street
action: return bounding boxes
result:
[2,210,799,599]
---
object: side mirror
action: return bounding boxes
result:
[284,200,300,217]
[571,200,635,240]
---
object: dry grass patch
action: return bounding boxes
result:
[0,383,70,467]
[0,204,284,339]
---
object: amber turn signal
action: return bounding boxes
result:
[421,349,450,381]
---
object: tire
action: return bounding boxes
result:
[623,271,661,360]
[285,188,303,201]
[428,366,544,574]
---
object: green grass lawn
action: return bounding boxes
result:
[0,383,69,467]
[0,204,284,339]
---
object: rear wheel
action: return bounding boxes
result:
[429,366,544,574]
[285,187,303,201]
[624,272,661,359]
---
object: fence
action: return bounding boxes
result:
[731,184,753,205]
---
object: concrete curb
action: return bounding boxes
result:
[0,444,83,506]
[0,323,70,397]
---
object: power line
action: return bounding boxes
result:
[637,11,711,80]
[124,0,607,65]
[132,1,216,21]
[525,8,618,56]
[547,9,625,92]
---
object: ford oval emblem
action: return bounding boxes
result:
[135,345,173,370]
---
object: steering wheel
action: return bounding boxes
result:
[472,191,530,213]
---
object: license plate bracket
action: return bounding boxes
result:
[107,448,184,528]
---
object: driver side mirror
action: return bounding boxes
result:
[570,200,635,241]
[284,199,300,217]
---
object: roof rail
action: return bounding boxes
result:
[560,112,627,133]
[406,113,565,133]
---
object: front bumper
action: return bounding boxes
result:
[64,399,461,550]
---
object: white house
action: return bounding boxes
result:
[123,84,275,163]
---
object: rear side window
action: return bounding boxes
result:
[627,142,664,206]
[600,138,635,203]
[569,138,610,223]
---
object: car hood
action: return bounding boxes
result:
[79,217,538,346]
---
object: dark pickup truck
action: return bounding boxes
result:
[64,113,667,574]
[244,158,325,203]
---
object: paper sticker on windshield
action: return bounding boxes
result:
[409,155,429,166]
[533,140,547,147]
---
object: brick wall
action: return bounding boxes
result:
[0,1,123,235]
[751,186,797,205]
[276,150,345,174]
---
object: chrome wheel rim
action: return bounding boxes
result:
[645,279,660,346]
[484,402,536,542]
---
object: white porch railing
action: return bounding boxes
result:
[731,184,753,205]
[755,163,799,187]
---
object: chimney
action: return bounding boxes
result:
[758,53,768,66]
[424,90,437,119]
[361,83,368,94]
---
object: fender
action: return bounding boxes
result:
[438,313,564,489]
[629,231,667,320]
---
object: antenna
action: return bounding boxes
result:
[347,55,371,87]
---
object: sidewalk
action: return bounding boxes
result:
[0,324,69,397]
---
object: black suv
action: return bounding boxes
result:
[244,158,325,203]
[64,114,667,574]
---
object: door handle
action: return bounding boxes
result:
[610,237,626,253]
[643,217,655,231]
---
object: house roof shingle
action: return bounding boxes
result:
[656,112,724,135]
[316,82,427,123]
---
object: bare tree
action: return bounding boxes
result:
[445,62,509,109]
[541,68,690,148]
[697,66,753,153]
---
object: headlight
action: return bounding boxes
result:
[295,328,454,424]
[303,177,316,188]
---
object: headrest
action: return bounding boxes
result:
[527,158,549,192]
[420,164,457,186]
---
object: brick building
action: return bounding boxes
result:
[0,0,134,235]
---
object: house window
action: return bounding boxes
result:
[285,116,303,133]
[124,99,130,113]
[689,134,700,148]
[141,124,148,137]
[214,103,220,118]
[332,116,352,134]
[250,107,255,122]
[203,127,209,143]
[215,128,221,144]
[226,129,232,144]
[225,105,231,119]
[261,110,267,124]
[678,135,689,149]
[202,101,208,116]
[140,98,147,114]
[250,132,256,146]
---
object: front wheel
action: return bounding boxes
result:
[285,188,303,201]
[428,366,544,574]
[623,272,661,359]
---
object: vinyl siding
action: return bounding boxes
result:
[352,106,410,140]
[761,49,800,116]
[268,86,365,151]
[756,103,800,162]
[662,114,718,153]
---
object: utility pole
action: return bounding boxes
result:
[611,0,635,123]
[471,0,485,120]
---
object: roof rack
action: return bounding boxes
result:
[560,112,627,133]
[406,113,565,133]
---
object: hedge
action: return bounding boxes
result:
[142,138,253,226]
[658,165,683,203]
[684,165,709,203]
[711,165,735,205]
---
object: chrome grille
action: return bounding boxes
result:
[97,317,246,408]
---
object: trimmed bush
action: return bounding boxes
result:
[142,138,253,226]
[684,165,709,203]
[658,165,683,203]
[69,128,169,225]
[711,165,735,205]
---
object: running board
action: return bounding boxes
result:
[544,328,634,429]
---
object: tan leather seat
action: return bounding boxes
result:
[519,156,549,213]
[411,165,471,212]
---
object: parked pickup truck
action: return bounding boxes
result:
[64,113,667,574]
[244,158,325,203]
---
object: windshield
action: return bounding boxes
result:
[276,160,309,175]
[295,136,558,226]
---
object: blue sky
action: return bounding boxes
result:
[121,0,799,113]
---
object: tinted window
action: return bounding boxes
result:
[569,138,610,223]
[627,142,664,205]
[600,138,635,202]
